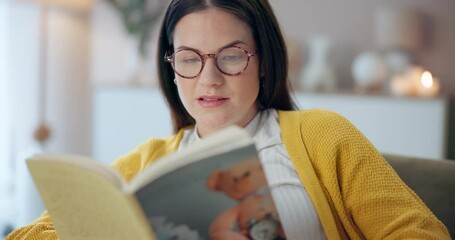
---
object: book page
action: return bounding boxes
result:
[126,126,253,193]
[27,157,155,240]
[30,154,125,190]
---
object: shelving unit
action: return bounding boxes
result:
[293,91,450,159]
[92,86,172,163]
[93,86,452,162]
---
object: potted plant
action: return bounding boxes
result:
[105,0,169,85]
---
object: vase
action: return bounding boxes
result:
[284,36,303,89]
[351,51,388,92]
[299,36,336,92]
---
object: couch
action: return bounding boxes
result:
[384,154,455,237]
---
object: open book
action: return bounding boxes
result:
[27,126,286,240]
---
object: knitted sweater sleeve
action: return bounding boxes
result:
[300,110,450,239]
[4,212,57,240]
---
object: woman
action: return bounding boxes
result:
[7,0,450,239]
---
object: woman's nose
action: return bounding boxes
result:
[198,58,224,87]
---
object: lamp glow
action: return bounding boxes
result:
[390,67,441,98]
[417,70,440,97]
[421,71,434,89]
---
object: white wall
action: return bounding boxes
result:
[0,1,11,178]
[0,0,15,232]
[8,2,45,227]
[9,2,42,156]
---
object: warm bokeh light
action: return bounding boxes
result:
[421,71,433,88]
[33,0,92,12]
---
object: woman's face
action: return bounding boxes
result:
[172,8,260,137]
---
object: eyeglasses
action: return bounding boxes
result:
[164,46,257,79]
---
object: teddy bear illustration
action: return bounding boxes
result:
[206,159,286,240]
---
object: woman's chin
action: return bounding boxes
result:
[196,117,233,137]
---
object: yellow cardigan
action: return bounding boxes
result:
[6,110,450,239]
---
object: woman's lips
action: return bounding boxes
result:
[197,96,229,107]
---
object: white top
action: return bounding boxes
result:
[178,109,327,240]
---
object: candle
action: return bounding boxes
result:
[416,71,440,97]
[391,75,415,96]
[390,66,423,96]
[390,67,441,98]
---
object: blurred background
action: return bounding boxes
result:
[0,0,454,237]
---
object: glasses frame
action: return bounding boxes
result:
[164,46,257,79]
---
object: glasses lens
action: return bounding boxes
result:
[217,47,249,75]
[173,50,202,78]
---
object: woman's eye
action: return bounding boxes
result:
[180,57,200,64]
[222,55,243,62]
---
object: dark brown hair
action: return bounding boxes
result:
[157,0,296,133]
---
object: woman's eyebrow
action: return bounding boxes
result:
[220,40,248,50]
[175,40,248,52]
